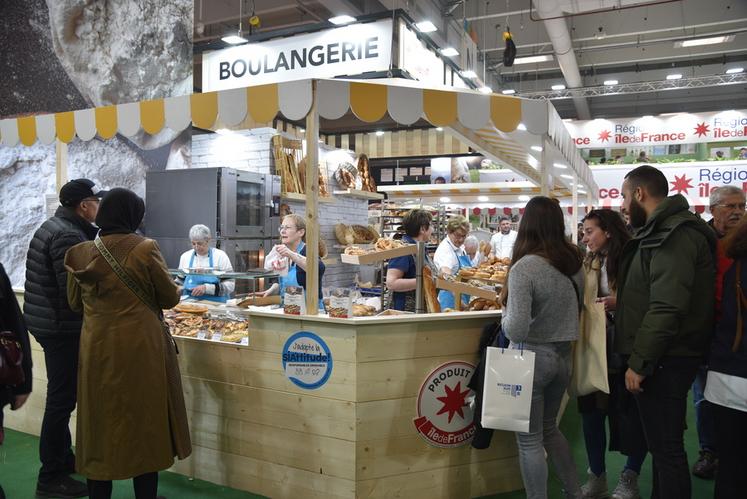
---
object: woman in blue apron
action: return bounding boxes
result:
[433,216,472,310]
[177,224,234,303]
[262,214,325,310]
[387,209,435,312]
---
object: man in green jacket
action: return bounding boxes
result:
[616,165,716,499]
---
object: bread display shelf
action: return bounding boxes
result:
[340,244,416,264]
[458,275,505,286]
[332,189,384,200]
[236,295,282,307]
[436,278,497,301]
[282,192,334,203]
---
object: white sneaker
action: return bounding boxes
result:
[611,469,640,499]
[580,469,609,498]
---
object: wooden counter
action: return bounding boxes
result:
[7,291,523,498]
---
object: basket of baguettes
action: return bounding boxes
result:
[340,237,416,264]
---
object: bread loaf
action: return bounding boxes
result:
[422,266,441,314]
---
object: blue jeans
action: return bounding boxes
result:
[692,365,717,453]
[582,410,646,475]
[515,343,581,499]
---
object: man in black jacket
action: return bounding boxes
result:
[24,179,104,499]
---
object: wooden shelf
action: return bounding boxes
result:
[282,192,334,203]
[436,278,498,302]
[340,244,416,265]
[333,189,384,200]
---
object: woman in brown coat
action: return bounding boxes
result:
[64,188,191,499]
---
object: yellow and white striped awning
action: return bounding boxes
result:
[0,79,545,147]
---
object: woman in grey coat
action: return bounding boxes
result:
[499,197,584,499]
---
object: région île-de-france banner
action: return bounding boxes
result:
[593,161,747,208]
[565,110,747,148]
[202,19,393,91]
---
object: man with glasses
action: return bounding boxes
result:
[691,185,747,480]
[24,178,106,499]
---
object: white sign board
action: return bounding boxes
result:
[399,21,445,88]
[592,161,747,208]
[564,110,747,148]
[202,19,393,91]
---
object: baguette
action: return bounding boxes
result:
[422,266,441,313]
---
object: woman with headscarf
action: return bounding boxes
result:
[64,188,191,499]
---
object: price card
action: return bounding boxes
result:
[197,331,207,340]
[211,332,223,342]
[240,337,249,346]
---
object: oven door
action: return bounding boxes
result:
[220,238,278,296]
[221,170,275,238]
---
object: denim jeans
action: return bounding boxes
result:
[37,336,79,484]
[692,365,717,452]
[515,342,581,499]
[581,410,646,475]
[635,356,700,499]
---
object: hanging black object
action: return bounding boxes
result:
[503,29,517,67]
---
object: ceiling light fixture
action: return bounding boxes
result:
[560,174,574,179]
[375,130,384,136]
[460,70,477,78]
[329,15,356,25]
[518,195,530,201]
[440,47,459,57]
[435,127,443,131]
[414,21,437,33]
[440,197,451,203]
[478,196,489,202]
[222,34,247,45]
[674,35,735,48]
[479,86,492,94]
[554,163,568,169]
[726,67,744,74]
[603,80,618,86]
[517,123,527,131]
[513,54,554,65]
[531,146,543,152]
[551,84,566,90]
[502,89,516,95]
[666,73,683,80]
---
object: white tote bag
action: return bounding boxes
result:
[481,345,536,433]
[569,301,609,396]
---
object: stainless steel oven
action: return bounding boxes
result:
[145,168,281,270]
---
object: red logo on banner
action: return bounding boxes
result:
[413,361,476,448]
[694,122,710,137]
[670,174,694,194]
[597,130,611,142]
[473,207,481,215]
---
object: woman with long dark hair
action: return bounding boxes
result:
[499,196,584,499]
[578,209,646,499]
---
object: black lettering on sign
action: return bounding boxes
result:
[231,59,247,78]
[275,52,290,71]
[219,61,230,80]
[327,42,340,64]
[290,48,307,69]
[341,42,355,62]
[309,45,324,66]
[365,37,378,58]
[248,58,261,76]
[264,54,276,73]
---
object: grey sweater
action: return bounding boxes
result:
[502,254,584,344]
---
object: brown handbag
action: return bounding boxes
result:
[0,330,24,386]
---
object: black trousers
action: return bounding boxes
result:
[37,336,79,483]
[87,472,158,499]
[713,401,747,499]
[635,356,699,499]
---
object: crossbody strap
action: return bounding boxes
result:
[567,274,582,314]
[94,236,161,317]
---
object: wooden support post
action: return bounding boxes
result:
[56,140,68,191]
[304,81,320,315]
[587,190,593,211]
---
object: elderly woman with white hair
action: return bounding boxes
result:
[464,235,484,267]
[177,224,234,302]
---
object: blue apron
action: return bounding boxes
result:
[279,242,324,310]
[437,244,473,310]
[183,249,227,303]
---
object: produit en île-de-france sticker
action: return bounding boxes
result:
[281,331,333,390]
[413,360,476,448]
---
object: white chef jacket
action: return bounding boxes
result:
[178,247,235,296]
[434,237,467,275]
[489,230,518,260]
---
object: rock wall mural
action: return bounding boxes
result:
[0,0,192,286]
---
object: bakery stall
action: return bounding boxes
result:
[2,78,594,498]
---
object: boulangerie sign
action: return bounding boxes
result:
[203,19,393,91]
[565,110,747,147]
